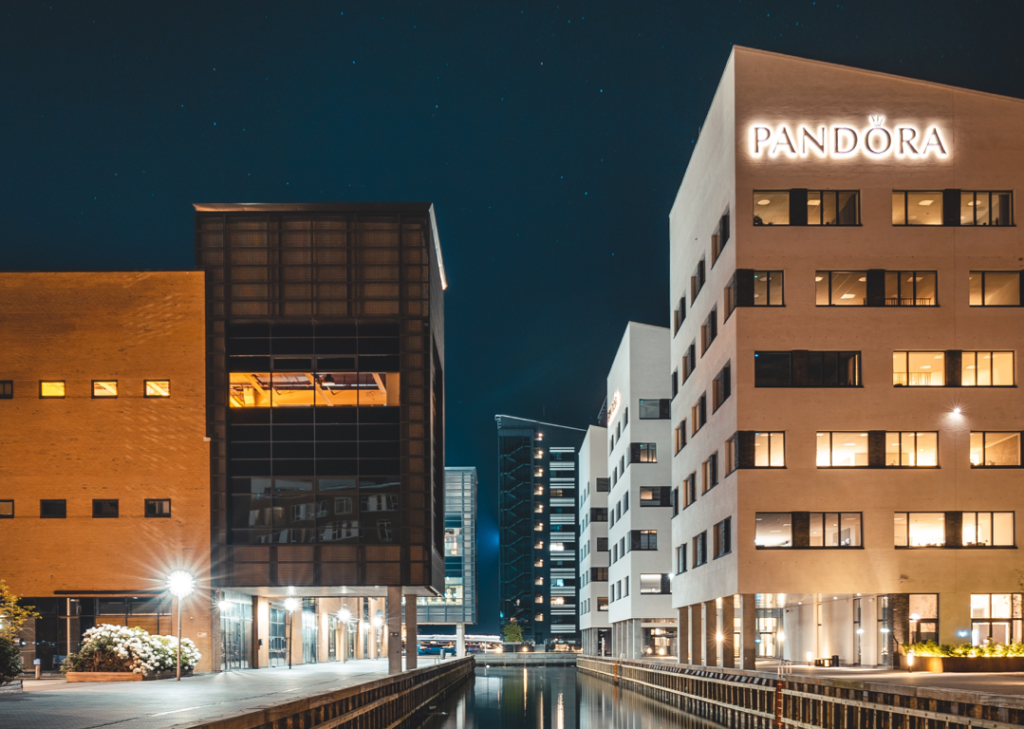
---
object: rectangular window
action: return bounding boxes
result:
[92,499,119,518]
[595,478,610,493]
[632,529,658,550]
[970,271,1021,306]
[962,512,1015,547]
[753,191,789,225]
[92,380,118,398]
[885,432,939,467]
[816,271,867,306]
[682,342,697,383]
[640,487,671,507]
[809,513,863,547]
[701,308,718,354]
[807,190,861,226]
[894,512,946,547]
[0,500,12,518]
[640,573,671,594]
[693,532,708,566]
[671,370,678,399]
[754,432,786,467]
[724,277,737,320]
[142,499,171,518]
[630,443,657,464]
[691,393,707,435]
[597,597,609,612]
[754,352,792,387]
[971,594,1023,645]
[893,351,945,387]
[753,270,784,306]
[884,271,937,306]
[755,513,792,548]
[691,258,706,301]
[40,500,66,519]
[712,210,730,264]
[817,432,868,467]
[674,296,686,333]
[712,362,731,411]
[676,544,688,574]
[144,380,171,398]
[684,473,697,508]
[701,452,719,492]
[962,351,1014,386]
[639,399,670,420]
[755,351,861,388]
[970,432,1022,467]
[590,507,608,522]
[0,381,11,399]
[675,421,686,454]
[892,191,943,226]
[960,191,1013,226]
[725,434,737,474]
[713,517,732,558]
[597,537,608,552]
[40,381,66,398]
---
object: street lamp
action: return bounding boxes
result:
[167,571,195,681]
[284,597,301,669]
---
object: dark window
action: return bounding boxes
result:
[691,393,707,434]
[92,499,119,518]
[712,209,731,264]
[671,371,679,399]
[595,478,610,493]
[970,272,1022,306]
[691,258,706,301]
[40,500,66,519]
[596,537,608,552]
[712,362,731,411]
[639,399,670,420]
[591,567,609,582]
[145,499,172,518]
[693,532,708,566]
[631,529,658,550]
[671,487,679,516]
[675,421,686,454]
[0,500,13,518]
[701,308,718,354]
[674,296,686,333]
[630,442,657,464]
[885,271,937,306]
[640,486,671,507]
[0,381,12,399]
[755,351,860,387]
[590,507,608,522]
[702,453,718,493]
[683,342,697,382]
[676,544,687,573]
[684,473,697,508]
[714,517,732,558]
[754,352,792,387]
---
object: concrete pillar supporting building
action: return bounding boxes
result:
[456,623,466,658]
[387,586,402,675]
[404,597,418,670]
[677,607,690,664]
[721,596,735,668]
[703,600,718,666]
[689,604,702,665]
[632,619,643,659]
[740,594,756,670]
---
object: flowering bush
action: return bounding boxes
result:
[62,624,201,675]
[909,640,1024,657]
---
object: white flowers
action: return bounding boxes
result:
[72,624,201,675]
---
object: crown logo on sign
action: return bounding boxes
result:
[869,115,885,128]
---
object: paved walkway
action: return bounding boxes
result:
[0,658,443,729]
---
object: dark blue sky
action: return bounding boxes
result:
[4,2,1024,634]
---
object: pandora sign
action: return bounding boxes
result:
[750,116,948,160]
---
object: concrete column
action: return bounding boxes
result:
[939,593,971,646]
[740,594,756,670]
[289,608,303,666]
[704,600,718,666]
[677,608,689,664]
[254,596,269,668]
[456,623,466,658]
[890,593,910,669]
[405,596,418,670]
[689,604,702,665]
[387,586,402,675]
[632,619,642,659]
[721,596,735,668]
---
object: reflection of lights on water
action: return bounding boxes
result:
[557,691,564,729]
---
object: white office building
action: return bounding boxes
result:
[578,424,610,655]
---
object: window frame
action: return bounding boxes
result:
[816,271,869,307]
[969,271,1022,307]
[39,380,66,399]
[91,380,119,399]
[961,511,1016,548]
[40,499,67,519]
[92,499,120,519]
[970,431,1023,468]
[892,351,946,387]
[816,431,870,468]
[0,500,13,518]
[752,270,785,307]
[961,351,1015,387]
[960,191,1014,227]
[894,512,947,548]
[892,191,945,227]
[0,381,12,399]
[144,379,172,398]
[885,431,940,468]
[145,499,172,518]
[884,271,938,307]
[753,431,786,468]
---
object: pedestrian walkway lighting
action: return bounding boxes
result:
[166,570,195,681]
[284,597,300,670]
[339,607,352,623]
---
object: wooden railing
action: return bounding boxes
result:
[578,656,1024,729]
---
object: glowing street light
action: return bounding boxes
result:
[166,571,195,681]
[284,597,301,670]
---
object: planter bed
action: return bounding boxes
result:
[904,655,1024,673]
[67,669,192,682]
[0,681,23,694]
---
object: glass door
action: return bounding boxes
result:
[269,607,287,668]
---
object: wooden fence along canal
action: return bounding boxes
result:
[578,656,1024,729]
[192,657,474,729]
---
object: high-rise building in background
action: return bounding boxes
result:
[418,466,478,656]
[496,415,585,647]
[577,424,609,655]
[670,47,1024,669]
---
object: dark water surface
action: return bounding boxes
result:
[419,666,727,729]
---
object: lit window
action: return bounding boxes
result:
[144,380,171,398]
[535,613,544,621]
[816,271,867,306]
[534,521,544,532]
[893,352,945,387]
[40,381,66,398]
[894,512,945,547]
[754,432,786,467]
[892,191,943,226]
[92,381,118,398]
[884,272,937,306]
[960,191,1013,226]
[0,500,13,518]
[962,351,1014,386]
[816,432,868,467]
[971,594,1023,645]
[970,432,1022,467]
[549,542,565,552]
[754,513,792,547]
[962,512,1015,547]
[752,271,784,306]
[969,271,1021,306]
[752,191,789,225]
[145,499,171,518]
[640,574,670,594]
[885,432,938,467]
[806,190,860,226]
[551,597,565,606]
[809,513,862,547]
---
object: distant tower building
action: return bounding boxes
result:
[495,415,586,647]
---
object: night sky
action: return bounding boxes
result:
[4,2,1024,634]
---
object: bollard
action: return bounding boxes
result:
[35,665,42,680]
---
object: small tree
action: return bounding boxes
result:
[0,580,39,642]
[0,638,22,685]
[502,622,524,644]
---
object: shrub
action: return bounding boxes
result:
[0,637,23,685]
[63,624,201,675]
[908,640,1024,658]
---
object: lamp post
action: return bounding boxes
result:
[284,597,300,669]
[167,571,196,681]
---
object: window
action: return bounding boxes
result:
[40,500,66,519]
[961,191,1014,226]
[624,406,628,425]
[816,432,868,467]
[596,537,608,552]
[753,270,784,306]
[595,478,610,493]
[691,258,707,301]
[753,191,789,225]
[755,513,792,547]
[640,487,671,507]
[885,432,938,467]
[701,452,718,492]
[40,381,66,398]
[724,278,737,320]
[806,190,861,225]
[971,594,1023,645]
[754,352,792,387]
[893,351,945,386]
[0,500,12,518]
[691,393,707,435]
[683,473,697,508]
[725,434,737,474]
[92,381,118,398]
[0,381,13,399]
[962,512,1015,547]
[671,370,678,399]
[630,443,657,464]
[639,399,670,420]
[712,362,731,411]
[894,512,946,547]
[701,308,718,354]
[590,507,608,522]
[676,544,688,573]
[816,271,867,306]
[145,380,171,398]
[754,351,861,388]
[144,499,172,518]
[692,532,708,566]
[92,499,119,518]
[591,566,608,582]
[962,351,1014,386]
[632,529,658,550]
[970,432,1022,467]
[623,492,629,511]
[908,595,940,644]
[712,210,730,263]
[682,342,697,383]
[883,271,937,306]
[754,432,786,467]
[597,597,609,612]
[970,271,1021,306]
[810,513,862,547]
[673,296,686,333]
[892,191,943,226]
[713,517,732,558]
[675,421,686,454]
[640,573,671,594]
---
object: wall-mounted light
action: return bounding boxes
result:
[952,407,962,415]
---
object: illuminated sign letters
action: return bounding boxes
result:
[750,116,948,160]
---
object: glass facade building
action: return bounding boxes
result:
[417,467,478,625]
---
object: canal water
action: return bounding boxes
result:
[418,665,727,729]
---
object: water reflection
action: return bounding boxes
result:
[420,666,727,729]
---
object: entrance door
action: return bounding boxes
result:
[852,598,862,666]
[269,607,287,668]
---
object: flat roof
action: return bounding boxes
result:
[193,202,435,213]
